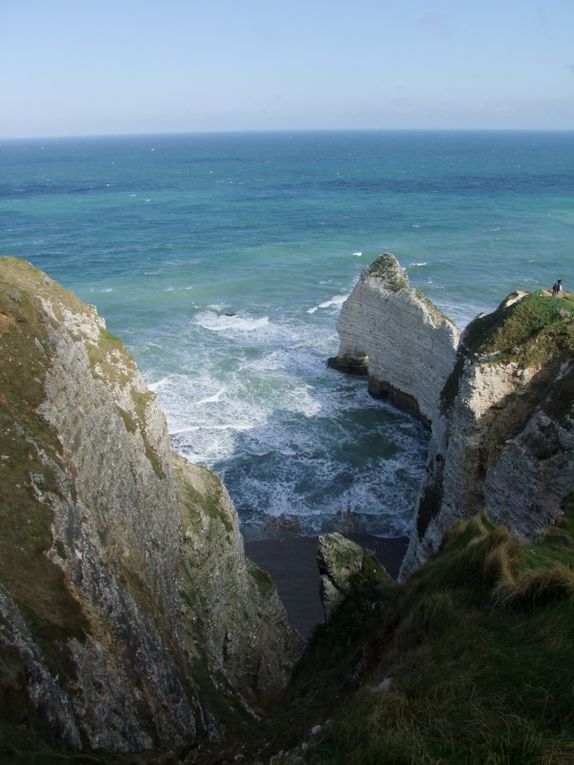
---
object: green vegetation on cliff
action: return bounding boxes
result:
[464,290,574,362]
[441,289,574,413]
[0,260,88,705]
[269,498,574,765]
[366,254,409,292]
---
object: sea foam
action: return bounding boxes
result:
[194,311,270,334]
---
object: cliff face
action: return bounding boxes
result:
[0,258,301,753]
[329,254,459,426]
[328,256,573,581]
[400,290,574,579]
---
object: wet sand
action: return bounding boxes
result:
[245,534,409,639]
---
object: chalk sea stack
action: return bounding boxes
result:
[328,253,460,427]
[329,254,574,579]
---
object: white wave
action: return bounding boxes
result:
[171,422,251,434]
[307,293,349,314]
[409,262,427,267]
[101,287,114,293]
[319,294,349,309]
[353,251,363,257]
[412,224,421,229]
[194,389,225,406]
[242,351,284,372]
[147,377,170,392]
[193,310,270,334]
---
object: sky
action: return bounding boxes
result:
[1,0,573,138]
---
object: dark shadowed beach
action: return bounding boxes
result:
[245,534,409,639]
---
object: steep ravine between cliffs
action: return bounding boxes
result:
[2,254,573,765]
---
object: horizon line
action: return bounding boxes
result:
[2,126,574,142]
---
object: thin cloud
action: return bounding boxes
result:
[416,12,450,36]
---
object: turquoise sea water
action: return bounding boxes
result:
[1,131,572,537]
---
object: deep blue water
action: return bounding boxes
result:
[1,131,572,537]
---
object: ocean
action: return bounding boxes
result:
[1,130,572,538]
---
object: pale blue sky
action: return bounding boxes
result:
[1,0,573,138]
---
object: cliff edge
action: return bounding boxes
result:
[401,289,574,578]
[0,257,301,754]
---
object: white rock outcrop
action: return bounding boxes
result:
[329,259,573,582]
[329,253,459,426]
[400,294,574,579]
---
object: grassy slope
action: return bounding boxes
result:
[441,290,574,414]
[6,505,574,764]
[270,497,574,765]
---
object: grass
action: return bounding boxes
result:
[463,291,574,360]
[367,254,409,292]
[441,290,574,414]
[263,498,574,765]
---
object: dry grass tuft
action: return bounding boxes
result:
[483,538,518,584]
[493,563,574,607]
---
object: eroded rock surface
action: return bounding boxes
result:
[317,533,393,620]
[0,257,301,753]
[328,260,573,581]
[400,291,574,579]
[317,533,366,618]
[329,253,460,426]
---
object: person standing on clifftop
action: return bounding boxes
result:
[552,279,563,297]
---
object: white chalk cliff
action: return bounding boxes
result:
[329,256,573,581]
[400,291,574,579]
[329,253,460,426]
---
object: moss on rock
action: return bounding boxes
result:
[366,253,409,292]
[441,290,574,414]
[0,259,88,663]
